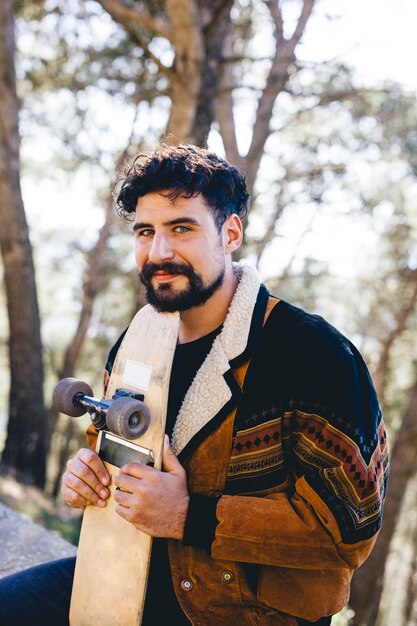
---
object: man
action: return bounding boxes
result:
[0,144,388,625]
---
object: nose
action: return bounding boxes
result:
[148,233,175,263]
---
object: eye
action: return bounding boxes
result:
[135,228,154,238]
[174,225,191,233]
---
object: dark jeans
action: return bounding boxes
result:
[0,557,75,626]
[0,557,332,626]
[0,555,189,626]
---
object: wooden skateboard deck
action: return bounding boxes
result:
[69,308,179,626]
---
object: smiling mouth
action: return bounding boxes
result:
[152,271,182,283]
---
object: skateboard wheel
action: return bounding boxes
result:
[52,378,94,417]
[106,397,151,440]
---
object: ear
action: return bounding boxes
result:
[222,214,243,255]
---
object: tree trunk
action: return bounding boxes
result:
[190,0,234,146]
[0,0,46,487]
[349,378,417,626]
[164,0,204,142]
[402,493,417,626]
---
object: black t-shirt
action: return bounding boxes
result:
[142,325,222,625]
[165,326,222,439]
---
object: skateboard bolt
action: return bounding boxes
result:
[221,571,234,583]
[181,579,193,591]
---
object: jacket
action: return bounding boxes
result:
[91,264,389,625]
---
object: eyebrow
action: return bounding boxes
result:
[133,217,201,232]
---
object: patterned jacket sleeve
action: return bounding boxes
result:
[210,349,389,570]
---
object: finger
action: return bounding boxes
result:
[113,472,139,493]
[68,450,110,493]
[65,451,110,503]
[113,487,135,509]
[61,484,88,509]
[117,462,154,481]
[61,482,107,509]
[162,436,183,475]
[63,470,110,506]
[115,503,136,525]
[77,448,110,486]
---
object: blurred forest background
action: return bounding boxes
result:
[0,0,416,624]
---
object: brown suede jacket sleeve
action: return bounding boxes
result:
[183,481,376,570]
[211,479,377,570]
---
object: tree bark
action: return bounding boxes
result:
[0,0,46,487]
[216,28,243,169]
[190,0,234,145]
[349,378,417,626]
[403,496,417,626]
[164,0,204,142]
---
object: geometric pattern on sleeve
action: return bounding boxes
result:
[227,407,389,543]
[292,410,389,537]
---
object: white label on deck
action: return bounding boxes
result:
[123,359,153,391]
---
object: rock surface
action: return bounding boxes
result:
[0,502,76,579]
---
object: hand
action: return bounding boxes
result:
[113,435,189,539]
[61,448,111,509]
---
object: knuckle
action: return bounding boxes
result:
[66,457,75,472]
[77,464,90,481]
[65,473,78,490]
[67,492,77,505]
[124,508,135,523]
[123,463,137,476]
[146,468,157,484]
[64,489,81,507]
[80,448,97,465]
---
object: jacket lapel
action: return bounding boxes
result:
[171,264,261,455]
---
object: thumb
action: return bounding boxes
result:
[162,434,182,474]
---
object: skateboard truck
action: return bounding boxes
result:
[53,378,151,440]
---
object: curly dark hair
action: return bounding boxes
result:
[116,144,249,230]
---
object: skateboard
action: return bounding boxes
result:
[53,308,179,626]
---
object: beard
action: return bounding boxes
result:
[139,261,226,313]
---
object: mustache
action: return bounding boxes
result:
[140,261,195,282]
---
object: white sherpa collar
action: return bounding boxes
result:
[171,263,261,454]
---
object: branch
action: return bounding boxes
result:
[373,268,417,403]
[254,196,285,267]
[216,30,242,168]
[164,0,204,75]
[55,103,141,383]
[94,0,171,40]
[94,0,173,75]
[266,0,284,42]
[244,0,316,196]
[275,204,319,280]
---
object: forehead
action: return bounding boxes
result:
[135,191,212,221]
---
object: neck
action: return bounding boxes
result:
[178,264,238,344]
